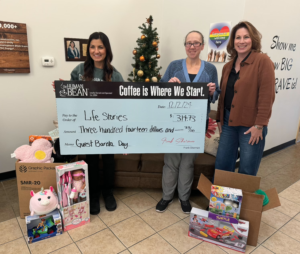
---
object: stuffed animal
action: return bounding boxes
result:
[52,138,76,163]
[14,139,53,163]
[30,186,60,216]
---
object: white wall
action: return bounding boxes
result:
[0,0,164,173]
[160,0,245,112]
[243,0,300,150]
[1,0,299,174]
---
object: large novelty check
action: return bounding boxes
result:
[55,81,208,154]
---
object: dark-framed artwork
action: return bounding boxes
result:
[0,21,30,73]
[64,37,88,62]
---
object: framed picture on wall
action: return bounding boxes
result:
[0,21,30,73]
[64,37,88,62]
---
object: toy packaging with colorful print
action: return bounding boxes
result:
[197,170,281,246]
[55,161,90,231]
[209,185,243,224]
[26,209,63,244]
[189,208,249,253]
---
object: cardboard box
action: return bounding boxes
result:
[56,161,90,231]
[209,185,243,224]
[189,208,249,253]
[26,209,63,244]
[198,170,281,246]
[15,161,65,218]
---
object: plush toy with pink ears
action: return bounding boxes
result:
[29,186,60,216]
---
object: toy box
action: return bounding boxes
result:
[209,185,243,224]
[197,170,281,246]
[29,135,52,145]
[26,209,63,244]
[55,161,90,231]
[189,208,249,253]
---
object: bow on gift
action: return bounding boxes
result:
[206,118,217,138]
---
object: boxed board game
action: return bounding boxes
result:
[209,184,243,224]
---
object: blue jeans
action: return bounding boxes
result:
[215,109,267,176]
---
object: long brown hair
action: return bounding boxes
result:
[84,32,113,81]
[227,21,262,60]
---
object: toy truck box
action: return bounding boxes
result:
[189,208,249,253]
[26,209,62,244]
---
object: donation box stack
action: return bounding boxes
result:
[189,169,281,252]
[189,182,248,252]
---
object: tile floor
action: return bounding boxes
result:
[0,143,299,253]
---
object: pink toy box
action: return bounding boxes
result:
[26,209,62,244]
[189,208,249,253]
[209,185,243,224]
[55,161,90,231]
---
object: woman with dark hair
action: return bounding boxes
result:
[67,41,80,59]
[52,32,123,215]
[155,30,220,214]
[215,21,275,176]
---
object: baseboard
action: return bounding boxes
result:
[0,170,16,181]
[235,139,296,168]
[0,140,296,182]
[263,139,295,157]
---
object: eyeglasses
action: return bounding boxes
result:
[185,42,202,48]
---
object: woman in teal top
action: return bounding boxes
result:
[73,32,123,215]
[52,32,123,215]
[70,34,123,82]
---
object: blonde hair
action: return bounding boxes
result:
[184,30,205,45]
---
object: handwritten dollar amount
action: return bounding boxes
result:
[170,114,196,122]
[0,23,17,29]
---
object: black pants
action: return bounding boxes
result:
[85,154,115,193]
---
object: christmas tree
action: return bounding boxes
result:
[127,15,162,83]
